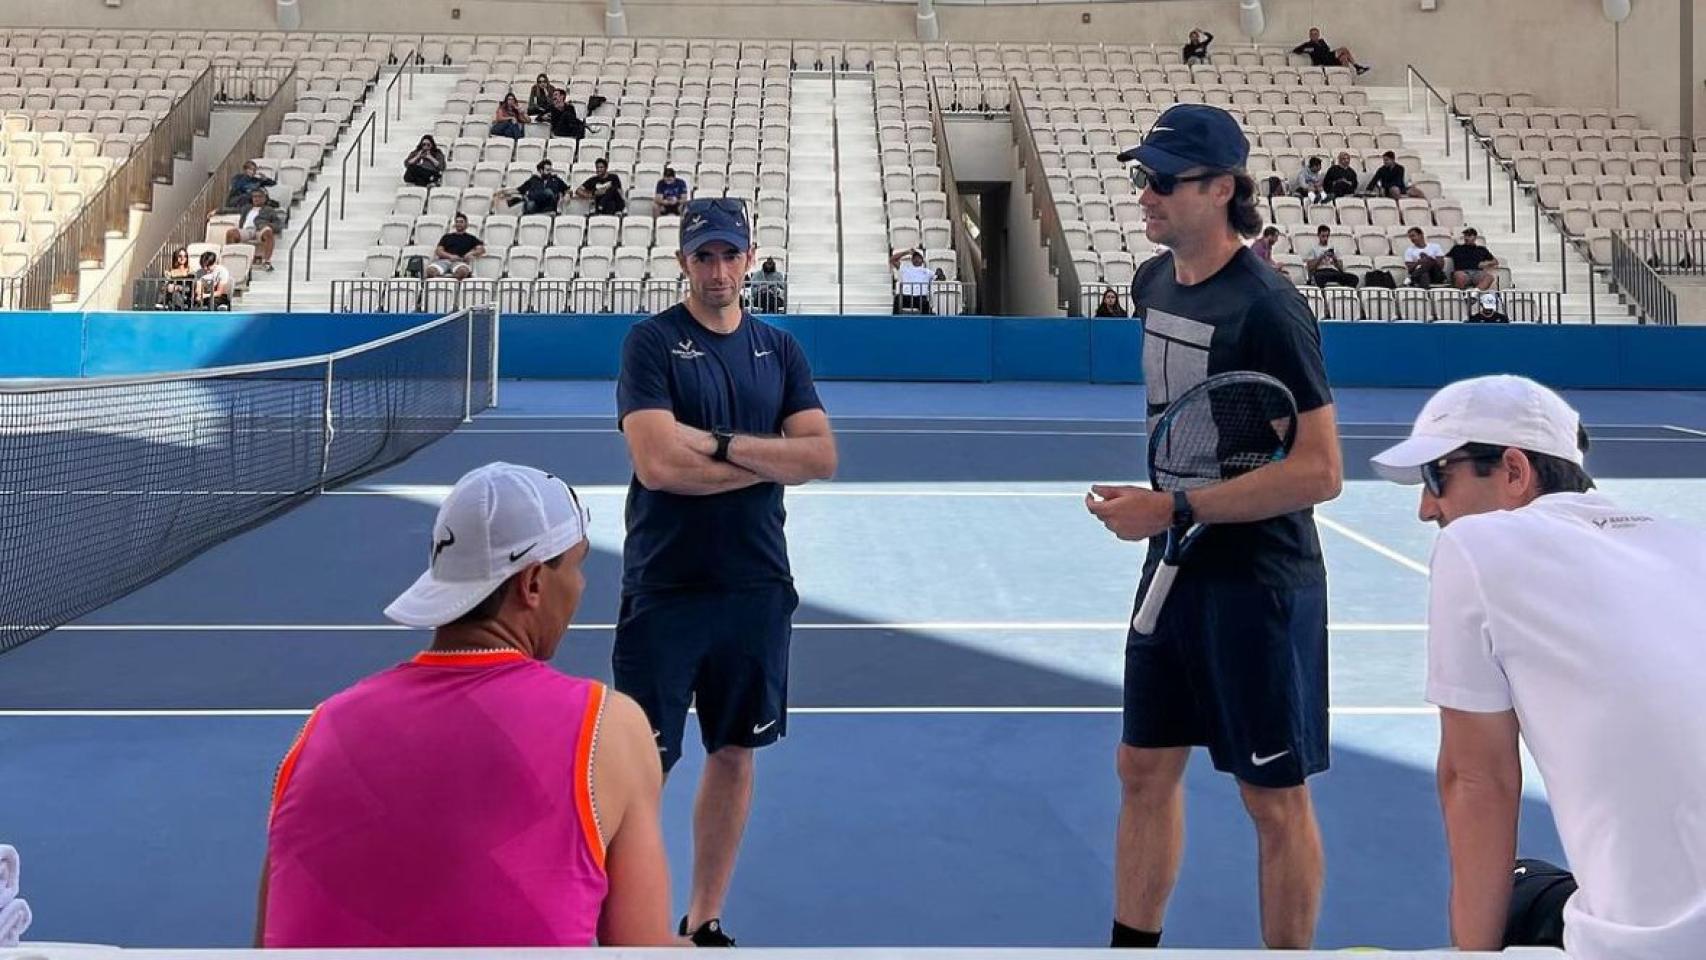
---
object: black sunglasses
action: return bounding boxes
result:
[1129,166,1226,196]
[1420,452,1504,497]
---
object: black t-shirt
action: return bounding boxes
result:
[1182,32,1212,61]
[616,304,823,593]
[1367,164,1408,193]
[521,173,569,199]
[545,104,584,138]
[437,231,481,257]
[1132,247,1334,586]
[1293,38,1337,66]
[1466,310,1510,324]
[1323,164,1358,191]
[582,172,625,213]
[1446,243,1496,271]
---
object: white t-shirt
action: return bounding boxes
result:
[896,262,934,294]
[1426,491,1706,960]
[198,264,232,293]
[1403,242,1443,264]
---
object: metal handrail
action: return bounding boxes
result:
[831,68,845,315]
[339,110,379,219]
[1610,232,1679,326]
[284,188,333,312]
[1404,65,1453,157]
[928,77,983,315]
[1009,78,1080,316]
[380,55,417,143]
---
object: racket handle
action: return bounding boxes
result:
[1131,561,1180,635]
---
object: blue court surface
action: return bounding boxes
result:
[2,381,1704,950]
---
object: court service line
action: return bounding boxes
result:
[1314,514,1431,576]
[446,428,1700,441]
[0,705,1436,719]
[10,621,1426,632]
[1664,424,1706,438]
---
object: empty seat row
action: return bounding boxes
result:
[1532,174,1706,206]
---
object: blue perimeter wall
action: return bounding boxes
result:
[4,311,1706,389]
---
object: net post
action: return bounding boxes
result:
[489,302,501,408]
[318,356,336,492]
[463,307,475,424]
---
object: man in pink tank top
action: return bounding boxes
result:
[256,462,676,947]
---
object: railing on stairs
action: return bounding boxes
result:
[1611,231,1681,326]
[1009,78,1079,316]
[928,78,983,315]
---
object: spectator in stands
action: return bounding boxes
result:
[193,250,231,310]
[1366,151,1425,200]
[499,159,571,216]
[1466,292,1510,323]
[576,158,626,216]
[890,248,935,314]
[1292,157,1327,204]
[403,135,446,188]
[1094,287,1129,317]
[1249,225,1284,273]
[1323,152,1359,200]
[1306,224,1358,287]
[747,256,787,313]
[654,167,690,217]
[156,246,195,310]
[257,462,676,948]
[1447,227,1501,291]
[223,159,275,212]
[543,89,586,140]
[1182,29,1214,66]
[225,188,282,271]
[1293,26,1371,75]
[491,93,527,140]
[1403,227,1447,287]
[426,213,485,280]
[527,74,558,120]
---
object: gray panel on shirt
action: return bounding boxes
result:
[1141,308,1214,429]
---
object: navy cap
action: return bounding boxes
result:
[1116,104,1250,175]
[679,197,752,254]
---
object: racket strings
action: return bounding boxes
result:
[1151,381,1297,492]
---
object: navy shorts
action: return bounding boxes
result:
[1122,572,1329,788]
[613,583,797,773]
[1504,858,1574,948]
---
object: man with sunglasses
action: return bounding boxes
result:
[1372,375,1706,960]
[1088,104,1342,950]
[615,197,837,947]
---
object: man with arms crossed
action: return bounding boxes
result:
[616,197,837,946]
[1371,375,1706,958]
[1087,104,1343,949]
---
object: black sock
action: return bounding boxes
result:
[1111,920,1162,948]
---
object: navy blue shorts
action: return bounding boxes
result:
[1122,572,1329,788]
[613,583,797,773]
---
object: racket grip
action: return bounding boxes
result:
[1131,562,1180,635]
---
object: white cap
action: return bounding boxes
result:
[384,462,588,628]
[1479,292,1500,309]
[1371,375,1584,484]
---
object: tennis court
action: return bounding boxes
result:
[2,377,1704,951]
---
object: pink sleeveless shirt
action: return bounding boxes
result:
[264,649,609,947]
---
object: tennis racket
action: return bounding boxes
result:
[1131,370,1299,634]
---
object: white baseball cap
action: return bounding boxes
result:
[1371,375,1584,484]
[385,462,589,628]
[1478,292,1500,309]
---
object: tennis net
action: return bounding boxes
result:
[0,304,498,656]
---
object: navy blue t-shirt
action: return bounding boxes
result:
[1132,246,1334,586]
[616,304,822,593]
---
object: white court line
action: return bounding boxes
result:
[7,621,1426,632]
[1314,514,1431,576]
[0,705,1435,719]
[1663,424,1706,438]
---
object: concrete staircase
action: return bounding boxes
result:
[783,74,893,315]
[832,74,896,315]
[783,76,839,313]
[1369,86,1632,323]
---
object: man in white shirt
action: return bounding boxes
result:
[1371,374,1706,960]
[1401,226,1445,288]
[193,250,232,310]
[222,188,283,271]
[890,248,936,315]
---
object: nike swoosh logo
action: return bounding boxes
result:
[754,349,772,358]
[1150,126,1173,134]
[508,542,537,562]
[752,719,777,734]
[1251,750,1290,767]
[1514,866,1529,876]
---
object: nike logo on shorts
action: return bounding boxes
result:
[1251,750,1290,767]
[752,719,777,734]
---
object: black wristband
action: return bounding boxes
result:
[712,429,734,463]
[1172,490,1195,527]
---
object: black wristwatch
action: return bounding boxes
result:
[1172,490,1195,527]
[712,428,735,462]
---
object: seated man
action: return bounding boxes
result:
[225,188,283,271]
[889,248,935,314]
[258,462,675,948]
[654,166,689,217]
[1366,151,1426,200]
[426,213,485,280]
[576,158,626,216]
[1402,227,1447,287]
[542,89,586,140]
[1249,225,1285,273]
[1181,29,1213,66]
[746,256,786,313]
[1293,26,1370,75]
[1292,156,1327,204]
[1323,152,1359,199]
[1447,227,1501,291]
[1466,292,1509,323]
[499,159,571,216]
[192,250,232,310]
[1305,224,1358,287]
[222,160,276,212]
